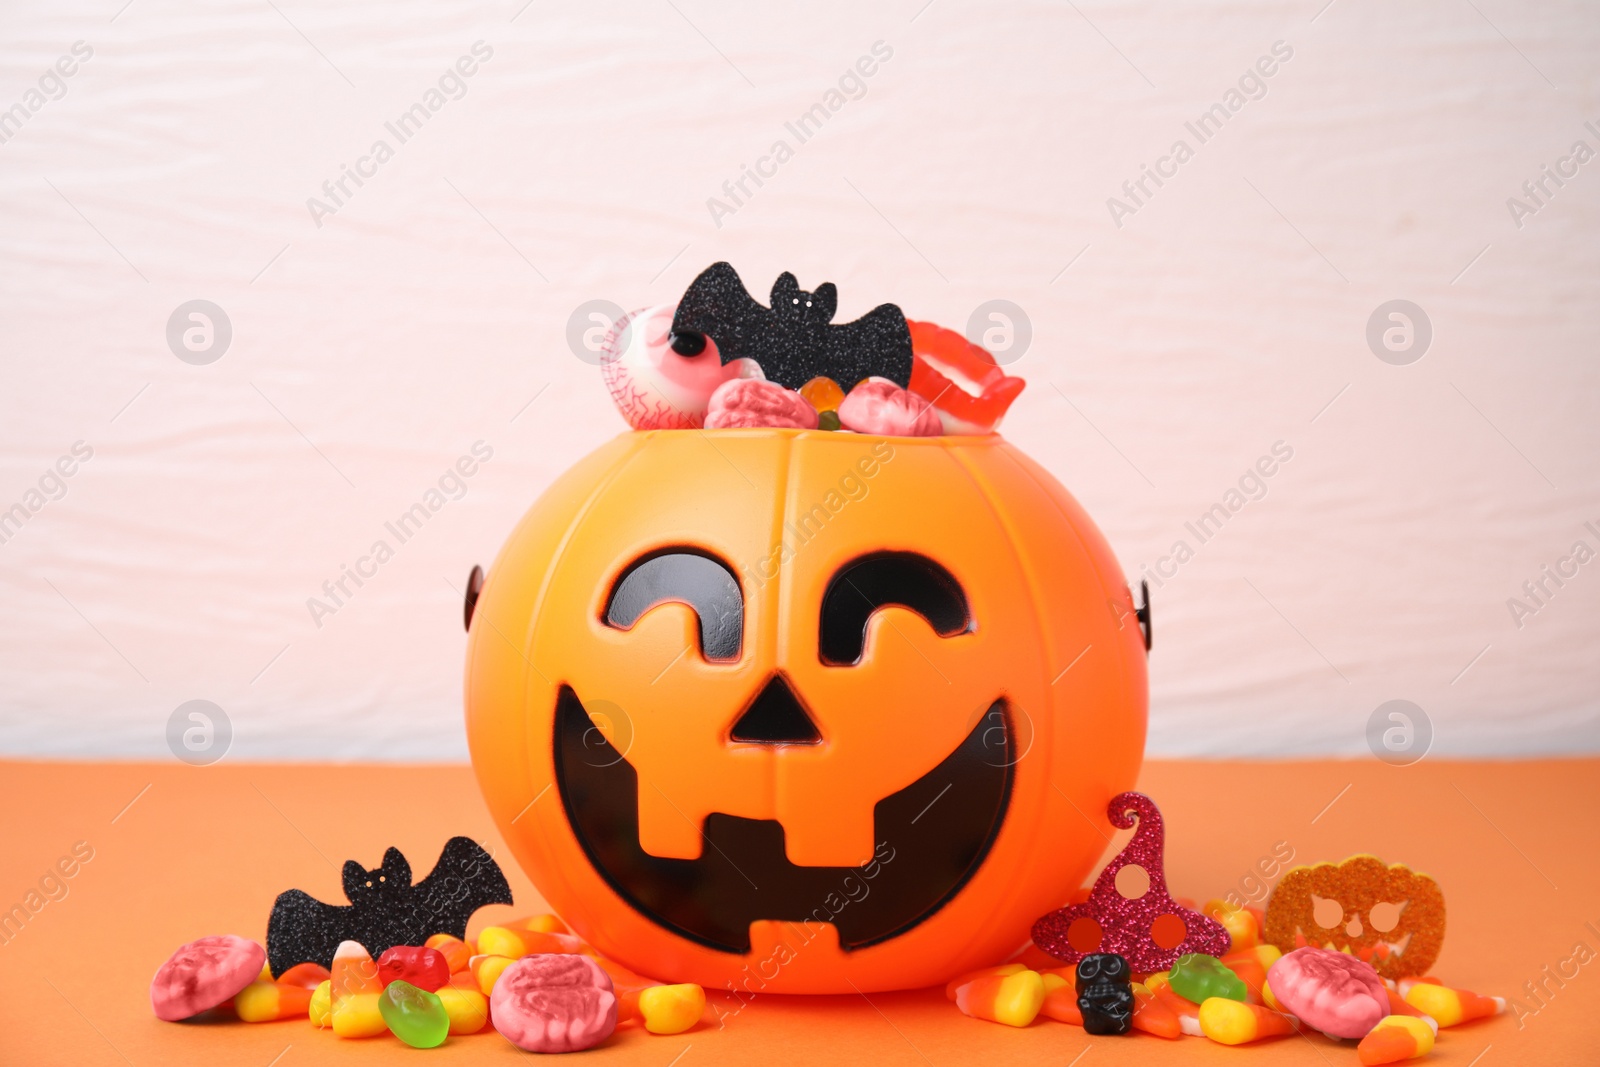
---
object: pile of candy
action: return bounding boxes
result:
[150,914,705,1052]
[600,263,1025,436]
[947,898,1504,1065]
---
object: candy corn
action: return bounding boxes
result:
[330,941,386,1038]
[1038,970,1081,1025]
[637,984,706,1034]
[953,968,1045,1027]
[469,954,517,996]
[1154,983,1203,1035]
[506,913,569,935]
[597,958,655,1024]
[475,925,594,960]
[308,980,332,1028]
[1009,944,1063,972]
[423,933,474,973]
[1358,1014,1436,1065]
[1402,982,1505,1028]
[1131,982,1182,1039]
[276,962,331,990]
[234,980,314,1022]
[434,982,490,1034]
[1198,997,1299,1044]
[1385,986,1438,1028]
[945,963,1026,1000]
[1222,944,1282,1002]
[1204,899,1261,951]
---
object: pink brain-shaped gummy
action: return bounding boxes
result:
[1267,947,1388,1039]
[705,378,817,430]
[491,954,617,1053]
[150,935,265,1022]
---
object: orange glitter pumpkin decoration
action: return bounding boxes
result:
[465,429,1147,993]
[1263,855,1446,980]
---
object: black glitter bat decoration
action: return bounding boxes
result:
[669,262,913,391]
[266,837,512,977]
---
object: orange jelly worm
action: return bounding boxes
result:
[1403,982,1505,1028]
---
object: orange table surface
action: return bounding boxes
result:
[3,758,1596,1066]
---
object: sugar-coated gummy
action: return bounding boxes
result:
[705,378,818,431]
[837,377,942,437]
[490,954,618,1053]
[1267,947,1388,1039]
[150,935,267,1022]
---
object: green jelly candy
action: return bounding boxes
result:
[380,979,449,1049]
[1167,953,1247,1004]
[818,409,841,431]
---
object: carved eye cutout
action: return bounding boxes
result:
[1114,863,1150,900]
[1311,893,1344,929]
[819,553,971,665]
[1369,900,1406,932]
[605,551,743,662]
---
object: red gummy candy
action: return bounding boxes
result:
[704,378,818,430]
[491,954,617,1053]
[150,935,266,1022]
[377,945,450,993]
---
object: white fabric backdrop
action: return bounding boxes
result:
[2,0,1596,759]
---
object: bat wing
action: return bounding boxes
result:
[825,302,913,388]
[670,261,770,366]
[267,888,351,977]
[413,836,514,937]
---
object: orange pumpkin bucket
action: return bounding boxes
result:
[465,428,1147,993]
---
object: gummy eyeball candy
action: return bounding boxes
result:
[150,935,266,1022]
[1267,947,1388,1039]
[601,304,763,430]
[491,954,618,1053]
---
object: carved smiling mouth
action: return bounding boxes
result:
[1294,929,1414,962]
[554,686,1013,954]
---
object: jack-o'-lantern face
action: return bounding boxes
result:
[1263,855,1445,980]
[467,430,1147,993]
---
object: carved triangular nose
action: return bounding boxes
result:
[730,675,821,745]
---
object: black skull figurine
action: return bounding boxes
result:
[1075,952,1133,1035]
